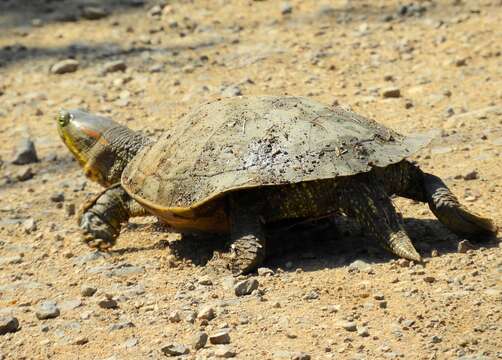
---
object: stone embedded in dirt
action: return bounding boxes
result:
[221,85,242,98]
[97,297,118,309]
[36,301,60,320]
[198,275,213,285]
[214,345,236,358]
[50,192,65,203]
[257,267,274,276]
[148,5,162,17]
[102,60,127,74]
[382,87,401,98]
[23,218,37,233]
[349,259,372,272]
[463,170,478,180]
[197,305,215,321]
[65,203,76,217]
[209,330,231,345]
[458,239,475,253]
[192,331,208,350]
[0,316,19,335]
[423,276,436,283]
[12,138,39,165]
[73,337,89,345]
[168,310,181,323]
[81,6,109,20]
[303,290,320,300]
[123,337,138,348]
[161,343,189,356]
[374,293,385,300]
[234,279,259,296]
[109,321,135,331]
[281,3,293,15]
[396,258,410,268]
[16,167,35,181]
[338,321,357,332]
[291,352,311,360]
[357,326,370,337]
[378,300,388,309]
[51,59,79,74]
[0,255,23,266]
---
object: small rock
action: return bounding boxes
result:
[23,218,37,233]
[16,167,35,181]
[65,203,76,217]
[161,343,189,356]
[192,331,208,350]
[458,239,475,253]
[123,337,138,348]
[51,59,79,74]
[339,321,357,332]
[168,311,181,323]
[423,276,436,283]
[0,316,19,335]
[73,336,89,345]
[431,335,442,344]
[214,345,236,358]
[378,300,388,309]
[80,285,97,297]
[303,290,320,300]
[221,85,242,98]
[463,170,478,180]
[349,259,372,272]
[102,60,127,74]
[209,330,231,345]
[234,279,259,296]
[12,138,39,165]
[373,293,385,300]
[291,353,311,360]
[198,276,213,286]
[382,87,401,98]
[81,6,109,20]
[0,255,23,266]
[197,305,215,321]
[281,3,293,15]
[257,267,274,276]
[36,301,60,320]
[148,5,162,17]
[97,297,118,309]
[50,192,65,203]
[357,326,370,337]
[455,58,467,67]
[396,258,410,268]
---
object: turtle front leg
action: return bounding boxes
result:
[339,176,422,262]
[382,161,498,238]
[226,193,267,275]
[79,184,148,250]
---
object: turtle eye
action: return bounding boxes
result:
[57,111,71,127]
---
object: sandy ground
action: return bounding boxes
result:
[0,0,501,359]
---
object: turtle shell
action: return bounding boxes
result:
[122,96,430,231]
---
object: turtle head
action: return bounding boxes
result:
[56,109,150,187]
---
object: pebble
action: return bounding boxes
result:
[81,6,109,20]
[74,337,89,345]
[221,85,242,97]
[463,170,478,180]
[16,167,34,181]
[51,59,79,74]
[197,305,215,321]
[198,276,213,285]
[291,353,311,360]
[423,276,436,283]
[209,330,231,345]
[102,60,127,74]
[234,279,259,296]
[458,239,475,253]
[339,321,357,332]
[97,297,118,309]
[168,311,181,323]
[257,267,274,276]
[36,301,60,320]
[357,326,370,337]
[161,343,190,356]
[214,345,236,358]
[349,259,372,272]
[192,331,208,350]
[0,316,19,335]
[281,3,293,15]
[382,87,401,98]
[12,138,39,165]
[50,192,65,203]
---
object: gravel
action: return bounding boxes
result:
[234,279,259,296]
[161,343,190,356]
[192,331,208,350]
[12,138,39,165]
[0,316,19,335]
[209,330,231,345]
[51,59,79,74]
[35,301,60,320]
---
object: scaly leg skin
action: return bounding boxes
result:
[226,193,267,275]
[338,175,422,262]
[382,161,498,239]
[423,173,498,238]
[79,184,148,250]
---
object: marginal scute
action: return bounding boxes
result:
[122,96,431,211]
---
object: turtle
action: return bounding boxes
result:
[56,96,497,274]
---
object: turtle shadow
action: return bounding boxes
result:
[163,216,500,272]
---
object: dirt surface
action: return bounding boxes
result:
[1,1,501,359]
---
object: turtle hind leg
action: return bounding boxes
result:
[383,161,498,238]
[422,173,497,237]
[79,184,148,250]
[338,176,422,262]
[226,193,267,275]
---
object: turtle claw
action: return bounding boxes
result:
[79,211,118,250]
[227,235,266,275]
